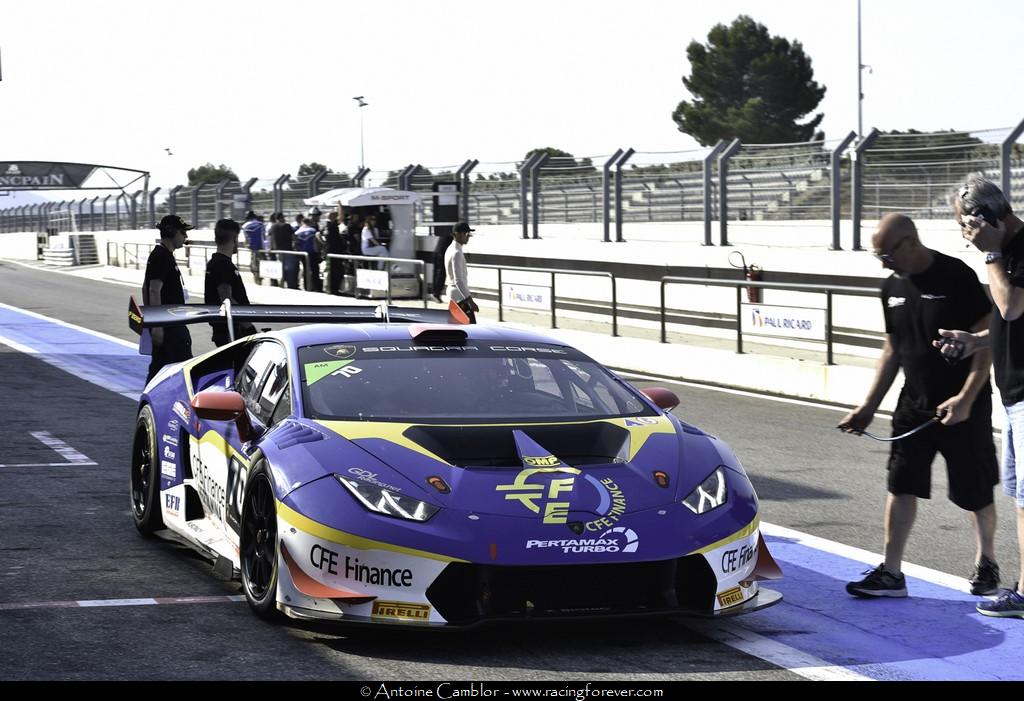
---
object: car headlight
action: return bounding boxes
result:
[682,467,728,514]
[336,475,439,522]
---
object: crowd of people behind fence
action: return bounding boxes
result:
[236,207,393,295]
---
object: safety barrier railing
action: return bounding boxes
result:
[180,244,243,273]
[468,263,618,337]
[659,276,879,365]
[267,249,312,290]
[118,242,148,270]
[324,253,427,307]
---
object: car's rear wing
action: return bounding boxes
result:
[129,296,468,338]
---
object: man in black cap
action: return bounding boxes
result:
[445,222,479,322]
[205,218,256,346]
[143,215,194,382]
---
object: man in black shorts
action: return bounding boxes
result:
[205,219,256,347]
[144,215,194,383]
[838,213,999,597]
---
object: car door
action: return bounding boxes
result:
[223,341,291,535]
[188,341,287,535]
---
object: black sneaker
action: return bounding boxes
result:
[969,556,1000,596]
[846,564,908,598]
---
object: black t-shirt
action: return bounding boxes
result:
[882,251,991,411]
[989,230,1024,405]
[142,244,185,305]
[270,222,293,251]
[204,253,250,307]
[325,221,345,254]
[345,224,362,255]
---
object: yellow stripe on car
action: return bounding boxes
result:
[194,429,251,467]
[689,516,760,555]
[276,501,465,564]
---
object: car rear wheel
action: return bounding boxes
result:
[240,461,280,618]
[130,405,165,535]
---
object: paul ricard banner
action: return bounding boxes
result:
[740,303,827,341]
[0,162,97,189]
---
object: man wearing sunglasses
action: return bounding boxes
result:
[839,213,998,599]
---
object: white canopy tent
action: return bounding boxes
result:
[303,187,420,297]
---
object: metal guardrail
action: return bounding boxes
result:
[267,249,312,290]
[325,253,427,307]
[111,241,246,273]
[102,241,879,366]
[181,244,243,273]
[469,263,618,337]
[659,276,879,365]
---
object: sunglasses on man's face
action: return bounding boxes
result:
[872,237,909,264]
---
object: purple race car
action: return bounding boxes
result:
[129,303,781,626]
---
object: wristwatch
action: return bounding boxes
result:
[985,251,1004,264]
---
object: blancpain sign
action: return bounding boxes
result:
[0,162,97,189]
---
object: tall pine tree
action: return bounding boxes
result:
[673,16,826,145]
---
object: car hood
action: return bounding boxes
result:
[309,414,722,518]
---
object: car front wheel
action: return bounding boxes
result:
[240,460,280,618]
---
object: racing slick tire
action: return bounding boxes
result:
[240,460,281,619]
[130,405,165,535]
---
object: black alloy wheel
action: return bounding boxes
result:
[240,463,280,618]
[130,405,164,534]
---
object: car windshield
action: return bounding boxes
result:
[297,340,655,423]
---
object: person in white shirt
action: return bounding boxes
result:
[361,214,388,257]
[445,222,479,323]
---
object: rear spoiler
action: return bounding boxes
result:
[129,296,468,337]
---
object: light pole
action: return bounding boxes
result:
[856,0,872,140]
[857,0,863,138]
[353,96,368,169]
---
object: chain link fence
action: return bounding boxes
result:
[3,125,1022,240]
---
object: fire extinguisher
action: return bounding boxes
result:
[729,251,763,303]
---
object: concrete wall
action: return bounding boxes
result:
[0,232,42,260]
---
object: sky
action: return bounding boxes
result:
[1,0,1023,193]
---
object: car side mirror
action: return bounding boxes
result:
[192,390,255,442]
[640,387,680,412]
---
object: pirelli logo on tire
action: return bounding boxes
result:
[371,600,431,621]
[716,587,744,608]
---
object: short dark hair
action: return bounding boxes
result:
[214,218,240,245]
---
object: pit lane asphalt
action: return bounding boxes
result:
[0,261,1016,681]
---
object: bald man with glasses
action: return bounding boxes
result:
[839,213,1000,599]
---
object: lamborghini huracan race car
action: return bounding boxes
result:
[129,302,781,626]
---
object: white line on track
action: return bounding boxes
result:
[761,521,973,591]
[30,430,94,464]
[0,595,245,611]
[0,462,97,468]
[0,431,97,467]
[0,300,137,349]
[0,331,141,402]
[2,258,204,298]
[686,620,874,681]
